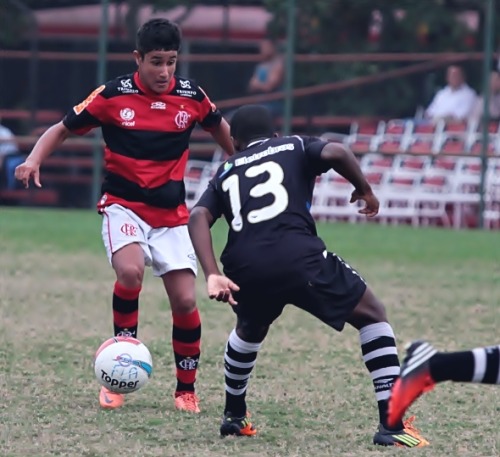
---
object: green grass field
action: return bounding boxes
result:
[0,208,499,457]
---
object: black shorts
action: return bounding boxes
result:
[231,252,367,331]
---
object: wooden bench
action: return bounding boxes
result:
[0,188,60,206]
[2,114,386,208]
[0,109,63,124]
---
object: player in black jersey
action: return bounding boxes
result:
[188,105,429,446]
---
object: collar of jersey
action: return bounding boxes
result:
[133,72,175,97]
[247,138,271,148]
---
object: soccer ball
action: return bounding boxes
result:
[94,336,153,394]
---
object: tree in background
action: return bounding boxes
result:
[264,0,496,117]
[1,0,498,119]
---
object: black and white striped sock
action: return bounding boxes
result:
[431,345,500,384]
[359,322,402,429]
[223,329,262,417]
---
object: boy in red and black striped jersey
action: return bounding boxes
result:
[15,18,234,413]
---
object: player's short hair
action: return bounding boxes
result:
[136,18,181,56]
[230,105,275,144]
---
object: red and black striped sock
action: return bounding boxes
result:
[172,308,201,395]
[112,281,141,337]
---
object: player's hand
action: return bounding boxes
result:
[15,159,42,189]
[350,189,379,217]
[207,274,240,306]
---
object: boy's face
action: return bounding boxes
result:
[134,49,178,94]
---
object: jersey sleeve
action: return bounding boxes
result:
[194,178,224,221]
[62,84,108,135]
[301,136,331,175]
[196,86,222,132]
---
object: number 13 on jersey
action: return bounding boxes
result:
[221,162,289,232]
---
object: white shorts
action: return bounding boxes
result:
[101,204,197,277]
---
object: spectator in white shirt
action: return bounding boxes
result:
[425,65,477,123]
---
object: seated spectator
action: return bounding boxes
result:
[425,65,477,123]
[0,121,23,190]
[247,39,285,117]
[470,70,500,124]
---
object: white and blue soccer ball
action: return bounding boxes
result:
[94,336,153,393]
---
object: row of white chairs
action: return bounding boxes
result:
[311,168,499,229]
[183,152,500,230]
[344,118,500,155]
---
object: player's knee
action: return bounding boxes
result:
[236,321,269,343]
[169,293,197,314]
[366,299,388,323]
[115,264,144,289]
[348,287,388,329]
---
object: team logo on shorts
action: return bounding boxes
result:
[175,110,191,129]
[120,223,138,237]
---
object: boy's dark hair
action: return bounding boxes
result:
[136,19,181,56]
[230,105,275,144]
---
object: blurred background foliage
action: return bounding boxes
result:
[1,0,498,119]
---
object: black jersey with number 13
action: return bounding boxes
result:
[195,135,334,285]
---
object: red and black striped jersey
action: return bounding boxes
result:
[63,72,222,228]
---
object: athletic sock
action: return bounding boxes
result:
[172,308,201,394]
[430,345,500,384]
[359,322,403,430]
[223,329,261,418]
[112,281,141,337]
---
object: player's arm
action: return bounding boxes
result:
[16,84,105,189]
[15,121,71,188]
[320,142,379,217]
[209,117,235,156]
[197,85,235,156]
[189,205,221,278]
[188,184,240,305]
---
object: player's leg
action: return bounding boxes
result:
[100,205,148,409]
[220,316,270,437]
[297,252,428,447]
[388,341,500,428]
[346,287,429,447]
[162,269,201,412]
[111,244,144,337]
[151,225,201,413]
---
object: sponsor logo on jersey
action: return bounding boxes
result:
[174,110,191,129]
[175,89,197,97]
[151,101,166,110]
[179,79,192,89]
[120,108,135,126]
[117,78,139,94]
[72,85,105,115]
[219,161,233,178]
[235,143,295,167]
